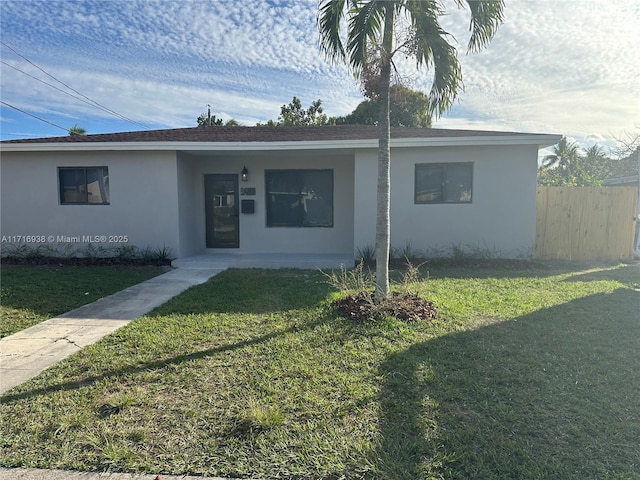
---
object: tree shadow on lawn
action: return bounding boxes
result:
[376,288,639,479]
[2,269,334,402]
[0,313,331,404]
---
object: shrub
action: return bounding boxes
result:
[322,261,374,295]
[1,243,172,266]
[355,244,376,265]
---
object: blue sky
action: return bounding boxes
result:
[1,0,638,152]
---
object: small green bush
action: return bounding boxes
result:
[1,242,172,265]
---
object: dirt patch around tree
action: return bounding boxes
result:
[332,291,438,322]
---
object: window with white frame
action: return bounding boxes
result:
[415,163,473,204]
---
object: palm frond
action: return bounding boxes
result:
[346,1,387,74]
[403,0,462,117]
[427,41,463,117]
[541,137,580,170]
[318,0,501,117]
[318,0,351,63]
[457,0,505,53]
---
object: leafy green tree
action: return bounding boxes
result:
[537,164,568,186]
[539,139,599,186]
[259,96,331,126]
[608,150,639,179]
[197,113,223,126]
[537,141,637,186]
[337,84,432,127]
[318,0,504,298]
[608,156,638,178]
[197,113,239,126]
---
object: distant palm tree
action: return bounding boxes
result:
[583,144,606,163]
[578,144,610,185]
[318,0,504,298]
[541,136,579,172]
[68,124,87,136]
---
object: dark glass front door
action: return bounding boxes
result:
[205,174,239,248]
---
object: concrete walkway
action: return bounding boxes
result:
[0,254,352,479]
[0,253,353,395]
[0,267,223,395]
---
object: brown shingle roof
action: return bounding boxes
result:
[1,125,536,144]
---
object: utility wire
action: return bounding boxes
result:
[1,60,144,126]
[1,41,148,129]
[0,101,69,133]
[2,61,105,112]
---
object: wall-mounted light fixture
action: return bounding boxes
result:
[241,166,249,182]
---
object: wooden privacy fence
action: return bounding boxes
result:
[536,186,638,261]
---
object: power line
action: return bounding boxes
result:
[0,132,51,138]
[1,41,148,129]
[1,60,148,128]
[0,101,69,133]
[1,41,146,128]
[2,60,119,118]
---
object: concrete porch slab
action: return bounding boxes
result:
[172,253,355,270]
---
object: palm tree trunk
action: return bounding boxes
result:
[375,4,395,299]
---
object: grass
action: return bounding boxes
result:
[0,264,167,337]
[0,262,638,479]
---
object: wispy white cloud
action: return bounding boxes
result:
[1,0,638,148]
[433,0,640,146]
[0,0,353,133]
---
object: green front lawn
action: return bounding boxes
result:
[1,263,638,479]
[0,265,167,337]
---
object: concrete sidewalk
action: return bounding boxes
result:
[0,267,223,395]
[0,468,237,480]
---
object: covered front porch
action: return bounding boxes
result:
[171,253,355,270]
[175,150,356,259]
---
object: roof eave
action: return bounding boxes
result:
[0,134,561,153]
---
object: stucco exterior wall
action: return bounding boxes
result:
[179,151,355,255]
[176,154,201,257]
[1,141,541,260]
[0,151,181,257]
[354,144,539,258]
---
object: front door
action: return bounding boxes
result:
[205,174,239,248]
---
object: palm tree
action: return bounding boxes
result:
[582,144,608,182]
[318,0,504,298]
[541,136,579,173]
[68,124,87,136]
